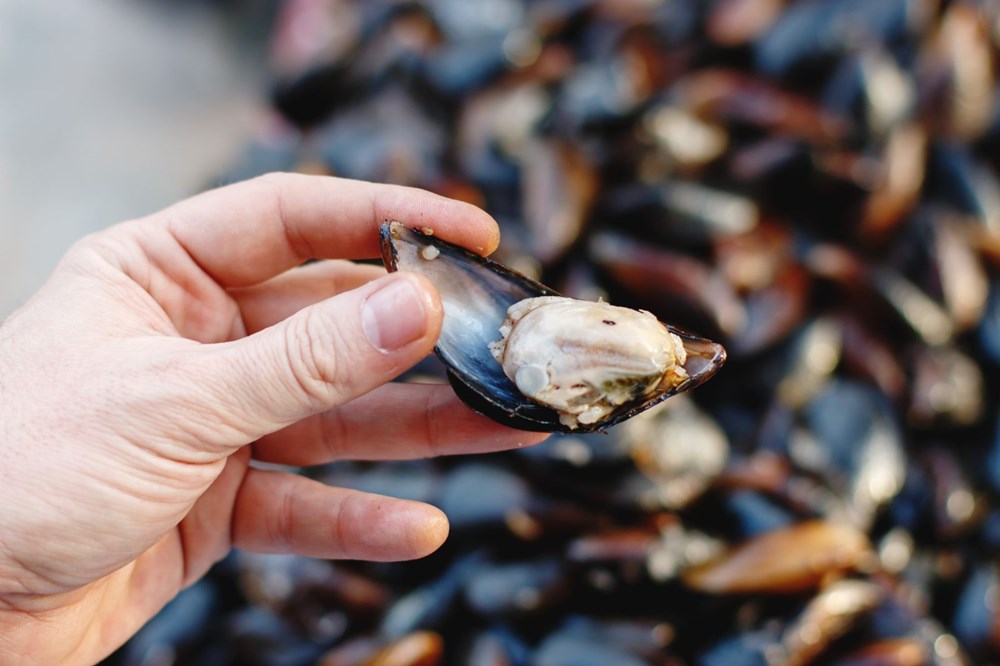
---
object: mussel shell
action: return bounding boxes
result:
[379,222,726,432]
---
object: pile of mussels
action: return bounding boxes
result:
[110,0,1000,664]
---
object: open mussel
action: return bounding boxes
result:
[379,221,726,432]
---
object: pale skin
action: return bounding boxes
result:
[0,173,546,665]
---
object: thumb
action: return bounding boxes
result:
[186,271,443,449]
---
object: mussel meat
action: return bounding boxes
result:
[379,222,726,432]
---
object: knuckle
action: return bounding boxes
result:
[284,312,335,405]
[319,408,350,461]
[253,172,298,203]
[255,170,295,185]
[267,482,296,550]
[61,231,124,270]
[421,390,446,458]
[254,172,296,213]
[332,493,361,559]
[254,173,316,259]
[283,309,354,407]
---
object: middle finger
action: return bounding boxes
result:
[252,383,548,465]
[230,259,386,334]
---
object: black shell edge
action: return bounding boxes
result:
[378,222,402,272]
[378,221,728,434]
[446,370,572,432]
[379,221,561,298]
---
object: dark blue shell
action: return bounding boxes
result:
[380,222,726,432]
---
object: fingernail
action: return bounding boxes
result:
[362,277,427,352]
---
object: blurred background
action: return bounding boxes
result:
[0,0,270,316]
[8,0,1000,664]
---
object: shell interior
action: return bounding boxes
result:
[379,222,726,432]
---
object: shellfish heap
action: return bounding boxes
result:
[112,1,1000,664]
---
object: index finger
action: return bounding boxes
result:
[154,173,499,288]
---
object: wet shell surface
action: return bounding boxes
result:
[379,222,727,432]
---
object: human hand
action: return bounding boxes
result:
[0,174,546,665]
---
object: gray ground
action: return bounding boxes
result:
[0,0,266,317]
